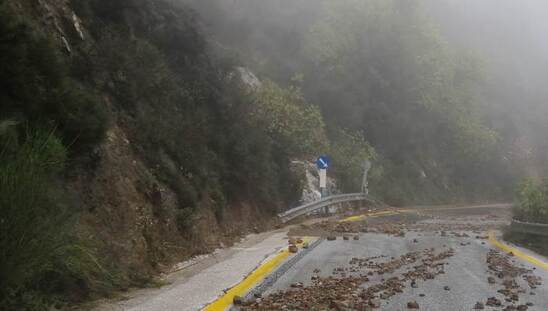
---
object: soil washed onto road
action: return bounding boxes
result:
[235,206,547,310]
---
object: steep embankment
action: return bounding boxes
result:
[1,0,307,308]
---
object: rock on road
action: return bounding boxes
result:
[240,206,548,311]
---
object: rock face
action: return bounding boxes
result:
[292,160,338,204]
[235,67,262,91]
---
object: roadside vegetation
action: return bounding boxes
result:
[504,179,548,257]
[0,124,127,310]
[513,178,548,224]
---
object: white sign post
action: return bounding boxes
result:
[319,168,327,198]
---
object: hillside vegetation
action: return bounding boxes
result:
[0,0,526,309]
[188,0,518,203]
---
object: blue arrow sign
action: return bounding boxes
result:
[316,155,330,170]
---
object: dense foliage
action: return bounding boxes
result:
[188,0,517,204]
[514,179,548,224]
[71,0,304,218]
[302,0,507,203]
[251,80,328,157]
[0,3,107,152]
[0,125,121,309]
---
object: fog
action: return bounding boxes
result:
[426,0,548,159]
[182,0,548,200]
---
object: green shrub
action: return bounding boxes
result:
[0,126,114,309]
[329,128,377,193]
[251,80,328,157]
[0,4,107,152]
[175,208,194,231]
[514,178,548,224]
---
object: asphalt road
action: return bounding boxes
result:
[242,206,548,310]
[93,205,548,311]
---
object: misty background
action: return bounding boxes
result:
[183,0,548,199]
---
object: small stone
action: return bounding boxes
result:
[343,235,350,240]
[411,280,418,288]
[327,236,337,241]
[517,305,528,311]
[486,297,502,307]
[370,299,381,308]
[474,302,485,309]
[419,294,425,297]
[290,282,303,288]
[526,302,534,306]
[407,301,419,309]
[413,239,418,243]
[443,286,450,291]
[488,276,496,284]
[233,295,243,305]
[353,235,360,240]
[242,298,256,306]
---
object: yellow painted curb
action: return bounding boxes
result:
[488,230,548,270]
[202,237,312,311]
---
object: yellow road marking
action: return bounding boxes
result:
[202,237,312,311]
[488,231,548,270]
[340,205,511,223]
[339,210,399,223]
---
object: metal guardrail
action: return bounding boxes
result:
[278,193,373,223]
[510,218,548,237]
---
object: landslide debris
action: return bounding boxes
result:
[480,250,541,310]
[288,209,507,240]
[240,248,454,310]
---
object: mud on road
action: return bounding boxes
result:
[236,206,548,311]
